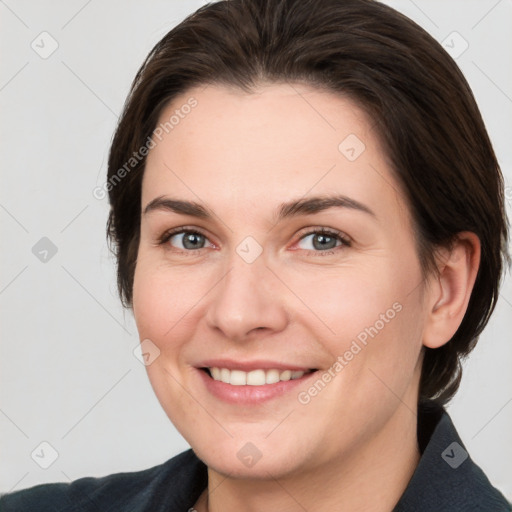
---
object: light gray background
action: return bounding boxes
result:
[1,0,511,500]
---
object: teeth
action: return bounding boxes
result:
[230,370,246,386]
[208,367,308,385]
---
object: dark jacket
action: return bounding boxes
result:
[1,399,510,511]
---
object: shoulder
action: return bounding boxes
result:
[0,449,207,512]
[394,400,511,511]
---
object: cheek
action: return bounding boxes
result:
[132,260,207,432]
[283,263,405,344]
[286,260,424,386]
[132,259,207,342]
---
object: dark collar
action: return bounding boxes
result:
[393,399,510,510]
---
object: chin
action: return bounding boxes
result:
[204,451,302,480]
[191,435,310,480]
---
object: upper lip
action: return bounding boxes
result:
[196,359,317,372]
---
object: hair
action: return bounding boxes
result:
[106,0,510,406]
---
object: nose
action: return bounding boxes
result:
[204,252,289,342]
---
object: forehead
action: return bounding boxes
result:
[142,82,407,225]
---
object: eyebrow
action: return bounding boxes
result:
[143,194,376,221]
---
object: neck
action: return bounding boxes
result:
[195,402,421,512]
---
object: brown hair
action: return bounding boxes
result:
[106,0,510,405]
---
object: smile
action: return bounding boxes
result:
[197,365,319,405]
[204,367,316,386]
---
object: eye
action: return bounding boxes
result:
[295,228,351,252]
[158,228,214,251]
[157,226,351,254]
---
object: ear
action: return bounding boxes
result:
[422,232,481,349]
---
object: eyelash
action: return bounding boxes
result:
[157,226,352,255]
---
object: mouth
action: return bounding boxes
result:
[194,359,321,404]
[199,367,318,386]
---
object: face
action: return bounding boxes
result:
[133,83,429,479]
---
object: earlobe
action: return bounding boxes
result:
[422,232,481,349]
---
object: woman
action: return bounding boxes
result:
[2,0,510,510]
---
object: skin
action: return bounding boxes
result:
[132,83,480,512]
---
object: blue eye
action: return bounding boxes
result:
[162,230,211,250]
[158,227,350,254]
[296,229,350,252]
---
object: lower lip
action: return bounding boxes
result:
[197,368,318,405]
